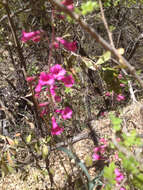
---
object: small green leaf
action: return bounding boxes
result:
[26,134,31,143]
[42,145,49,159]
[82,57,96,71]
[81,1,99,15]
[85,155,93,167]
[96,51,111,65]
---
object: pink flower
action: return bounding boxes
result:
[39,102,49,107]
[92,153,101,161]
[21,30,41,43]
[116,94,125,102]
[105,92,111,96]
[56,37,77,52]
[120,188,126,190]
[61,107,73,120]
[118,74,123,79]
[55,109,62,114]
[40,109,48,117]
[61,75,74,87]
[50,64,66,80]
[114,153,119,160]
[116,175,124,183]
[35,93,40,98]
[39,72,55,86]
[93,147,100,153]
[120,83,125,87]
[61,0,73,6]
[100,112,105,117]
[35,83,42,93]
[53,41,60,49]
[51,116,64,135]
[116,138,121,142]
[115,168,124,183]
[99,138,107,145]
[32,35,41,42]
[50,85,57,96]
[61,0,74,10]
[99,145,106,154]
[54,96,61,102]
[26,76,35,82]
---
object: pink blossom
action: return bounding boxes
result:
[51,116,64,135]
[53,41,60,49]
[61,75,74,87]
[93,147,100,153]
[50,85,57,96]
[54,96,61,102]
[61,0,73,6]
[61,107,73,120]
[99,138,107,145]
[118,74,123,79]
[115,168,121,176]
[35,83,42,93]
[100,112,105,116]
[99,145,106,154]
[50,64,66,80]
[115,168,124,183]
[40,109,48,117]
[55,109,62,114]
[105,92,111,96]
[116,138,121,142]
[61,0,74,10]
[114,153,119,160]
[116,175,124,183]
[120,83,125,87]
[56,37,77,52]
[21,30,41,43]
[32,35,41,42]
[39,72,55,86]
[120,188,126,190]
[26,76,35,82]
[92,153,101,161]
[35,93,40,98]
[116,94,125,102]
[39,102,49,107]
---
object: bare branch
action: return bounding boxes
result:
[99,0,114,47]
[49,0,143,88]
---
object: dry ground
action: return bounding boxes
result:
[0,99,143,190]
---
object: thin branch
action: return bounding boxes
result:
[49,0,143,89]
[99,0,114,47]
[2,0,27,70]
[0,6,31,23]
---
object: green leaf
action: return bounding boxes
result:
[26,134,31,143]
[82,57,96,71]
[65,87,73,94]
[85,155,93,167]
[103,162,116,185]
[81,1,99,15]
[109,114,122,132]
[96,51,111,65]
[42,145,49,159]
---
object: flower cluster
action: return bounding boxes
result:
[92,138,107,161]
[21,31,77,52]
[115,168,126,190]
[27,64,74,136]
[21,30,42,43]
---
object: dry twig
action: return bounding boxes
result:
[49,0,143,88]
